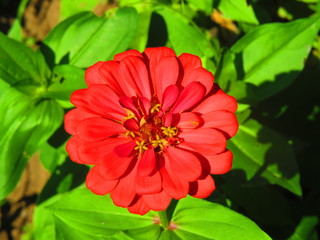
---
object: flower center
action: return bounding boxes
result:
[122,102,180,155]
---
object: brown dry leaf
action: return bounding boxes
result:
[23,0,60,41]
[211,9,239,34]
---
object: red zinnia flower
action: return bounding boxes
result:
[64,47,238,215]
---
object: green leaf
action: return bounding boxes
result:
[0,83,63,200]
[288,216,319,240]
[45,186,161,239]
[60,0,101,20]
[166,196,271,240]
[120,1,153,51]
[39,143,67,173]
[7,19,23,41]
[44,8,138,68]
[217,16,320,102]
[46,64,86,107]
[228,118,302,196]
[218,0,259,25]
[0,32,51,86]
[187,0,214,15]
[156,6,216,58]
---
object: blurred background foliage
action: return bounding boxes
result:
[0,0,319,239]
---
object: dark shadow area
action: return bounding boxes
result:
[0,0,21,33]
[37,158,88,204]
[211,169,306,239]
[146,12,168,48]
[48,113,70,148]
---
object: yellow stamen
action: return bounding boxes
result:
[151,135,169,149]
[125,131,135,138]
[150,104,161,113]
[123,109,136,120]
[161,126,178,137]
[134,140,148,154]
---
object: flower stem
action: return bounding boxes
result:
[159,210,169,229]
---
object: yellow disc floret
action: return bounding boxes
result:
[134,140,148,154]
[150,104,161,113]
[161,126,178,137]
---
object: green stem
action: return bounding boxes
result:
[158,210,169,228]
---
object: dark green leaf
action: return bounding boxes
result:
[228,118,302,195]
[217,16,320,102]
[288,216,319,240]
[44,8,138,68]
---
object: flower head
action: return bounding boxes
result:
[64,47,238,215]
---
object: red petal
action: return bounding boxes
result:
[160,163,189,199]
[76,117,124,141]
[189,175,216,198]
[98,153,135,181]
[176,112,203,129]
[206,150,233,174]
[137,148,157,177]
[171,82,206,113]
[166,147,202,182]
[114,49,142,61]
[85,61,106,86]
[181,68,214,95]
[143,47,176,95]
[128,196,150,215]
[161,85,179,111]
[70,85,125,120]
[120,56,151,99]
[123,119,139,132]
[64,108,98,135]
[179,128,226,155]
[110,163,137,207]
[193,84,237,114]
[66,136,84,164]
[77,137,127,165]
[201,110,238,138]
[135,170,162,195]
[119,96,140,118]
[178,53,202,77]
[154,56,179,99]
[114,141,136,157]
[98,61,125,95]
[142,191,171,211]
[86,166,118,195]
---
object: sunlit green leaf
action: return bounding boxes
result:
[218,0,259,25]
[217,16,320,102]
[0,32,51,86]
[0,83,63,201]
[39,143,67,173]
[187,0,214,15]
[228,118,302,196]
[60,0,102,20]
[165,196,271,240]
[45,187,160,239]
[46,64,86,107]
[44,8,138,68]
[120,0,153,51]
[156,6,216,59]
